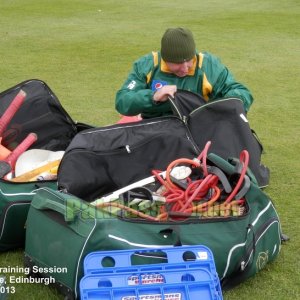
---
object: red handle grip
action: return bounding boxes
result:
[0,90,26,137]
[5,133,38,168]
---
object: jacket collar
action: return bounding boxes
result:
[160,55,197,76]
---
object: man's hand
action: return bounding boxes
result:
[153,85,177,103]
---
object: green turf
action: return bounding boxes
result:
[0,0,299,299]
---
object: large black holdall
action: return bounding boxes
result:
[58,115,199,201]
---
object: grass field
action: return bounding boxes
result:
[0,0,299,299]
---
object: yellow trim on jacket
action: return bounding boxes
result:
[146,51,212,100]
[160,55,197,76]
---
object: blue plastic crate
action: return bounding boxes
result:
[80,278,219,300]
[80,246,223,300]
[84,245,218,276]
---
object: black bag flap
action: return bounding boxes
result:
[187,98,269,187]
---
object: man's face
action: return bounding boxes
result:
[165,59,194,77]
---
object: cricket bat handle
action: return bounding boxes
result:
[0,90,26,137]
[5,133,38,168]
[11,159,61,182]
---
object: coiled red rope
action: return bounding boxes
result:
[97,141,249,222]
[153,142,249,220]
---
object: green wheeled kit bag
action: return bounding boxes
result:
[24,152,282,300]
[0,79,92,252]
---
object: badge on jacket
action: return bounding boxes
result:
[151,80,168,91]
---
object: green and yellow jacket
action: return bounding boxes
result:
[115,51,253,118]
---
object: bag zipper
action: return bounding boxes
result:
[168,97,184,120]
[168,98,200,153]
[80,116,182,135]
[188,98,243,118]
[61,132,178,158]
[239,216,280,271]
[63,117,200,156]
[0,200,31,241]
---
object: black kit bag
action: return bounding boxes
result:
[58,90,269,202]
[0,79,92,251]
[58,116,199,201]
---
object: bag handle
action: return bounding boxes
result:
[84,244,215,270]
[32,188,83,222]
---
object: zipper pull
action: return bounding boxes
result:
[125,145,131,153]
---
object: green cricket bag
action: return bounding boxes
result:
[24,153,281,300]
[0,79,92,251]
[0,181,57,251]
